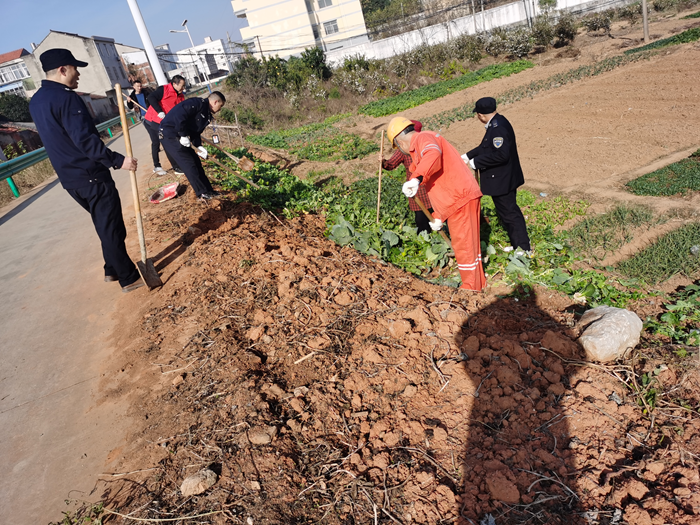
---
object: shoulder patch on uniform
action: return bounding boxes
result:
[493,137,504,148]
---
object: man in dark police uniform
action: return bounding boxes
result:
[29,48,144,292]
[159,91,226,201]
[464,97,531,253]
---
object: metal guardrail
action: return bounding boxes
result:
[0,111,136,199]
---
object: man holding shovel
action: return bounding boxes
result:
[159,91,226,201]
[388,116,485,291]
[29,49,144,292]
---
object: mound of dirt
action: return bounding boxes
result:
[98,188,700,524]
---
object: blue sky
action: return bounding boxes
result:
[0,0,249,56]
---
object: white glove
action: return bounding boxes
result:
[469,158,476,170]
[196,146,208,159]
[402,178,420,198]
[157,112,166,119]
[429,218,443,231]
[461,153,470,164]
[179,136,191,148]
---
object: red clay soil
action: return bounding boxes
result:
[93,191,700,525]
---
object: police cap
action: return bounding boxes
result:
[40,48,88,72]
[473,97,497,115]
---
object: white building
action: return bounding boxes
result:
[23,31,130,107]
[0,49,34,97]
[174,37,234,85]
[231,0,369,59]
[116,43,178,85]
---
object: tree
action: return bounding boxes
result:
[0,93,32,122]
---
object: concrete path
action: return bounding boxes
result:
[0,122,153,523]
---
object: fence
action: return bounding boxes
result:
[326,0,635,64]
[0,111,136,199]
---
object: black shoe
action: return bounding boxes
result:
[122,279,145,293]
[173,168,185,175]
[104,275,119,282]
[199,192,221,201]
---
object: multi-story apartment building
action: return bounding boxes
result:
[174,37,234,83]
[231,0,369,59]
[23,31,130,107]
[116,43,178,85]
[0,49,34,97]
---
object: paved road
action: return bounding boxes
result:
[0,122,154,523]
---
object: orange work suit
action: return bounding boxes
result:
[408,131,486,291]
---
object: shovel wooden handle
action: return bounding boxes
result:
[115,84,148,263]
[411,195,453,249]
[195,147,261,189]
[122,93,147,113]
[201,136,255,172]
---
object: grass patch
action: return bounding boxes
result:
[424,51,655,130]
[626,154,700,196]
[0,158,55,207]
[645,283,700,346]
[616,223,700,284]
[624,27,700,54]
[682,10,700,18]
[567,204,656,261]
[246,113,378,161]
[358,60,535,118]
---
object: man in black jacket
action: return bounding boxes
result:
[465,97,531,253]
[159,91,226,200]
[125,80,151,121]
[29,48,144,292]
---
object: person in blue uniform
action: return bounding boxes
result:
[464,97,531,253]
[29,48,144,293]
[159,91,226,201]
[125,80,150,122]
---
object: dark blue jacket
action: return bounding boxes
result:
[159,97,212,148]
[466,113,525,197]
[29,80,124,190]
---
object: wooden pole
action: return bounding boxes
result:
[376,130,384,224]
[411,195,453,249]
[234,112,244,147]
[642,0,650,43]
[197,147,261,189]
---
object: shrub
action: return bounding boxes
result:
[226,56,266,89]
[485,27,509,57]
[450,33,485,63]
[652,0,678,11]
[341,54,371,72]
[504,28,534,58]
[554,13,577,46]
[581,12,612,33]
[532,15,556,47]
[0,93,31,122]
[617,2,643,23]
[218,107,264,129]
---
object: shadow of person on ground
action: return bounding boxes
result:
[455,290,583,524]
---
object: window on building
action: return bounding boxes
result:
[323,19,339,35]
[318,0,333,7]
[0,62,30,83]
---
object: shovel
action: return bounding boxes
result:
[115,84,163,290]
[201,136,255,172]
[194,145,261,189]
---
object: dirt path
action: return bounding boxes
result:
[0,123,161,523]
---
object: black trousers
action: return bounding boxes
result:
[492,189,531,251]
[415,210,431,235]
[144,120,180,171]
[67,180,140,287]
[161,137,215,197]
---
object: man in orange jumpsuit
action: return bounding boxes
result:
[387,117,485,291]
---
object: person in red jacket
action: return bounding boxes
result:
[388,116,485,291]
[143,75,186,176]
[380,120,434,235]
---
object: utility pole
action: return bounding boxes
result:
[642,0,650,43]
[255,35,265,61]
[125,0,168,85]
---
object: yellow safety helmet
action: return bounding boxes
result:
[387,116,414,148]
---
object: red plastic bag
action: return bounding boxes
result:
[150,182,179,204]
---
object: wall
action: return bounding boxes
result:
[326,0,634,64]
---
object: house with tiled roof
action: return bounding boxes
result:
[0,48,34,97]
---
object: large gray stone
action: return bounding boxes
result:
[578,306,643,362]
[181,468,218,497]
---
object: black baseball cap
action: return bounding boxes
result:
[473,97,497,114]
[40,48,88,72]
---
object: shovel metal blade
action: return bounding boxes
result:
[137,259,163,290]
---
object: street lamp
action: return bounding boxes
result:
[169,19,212,91]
